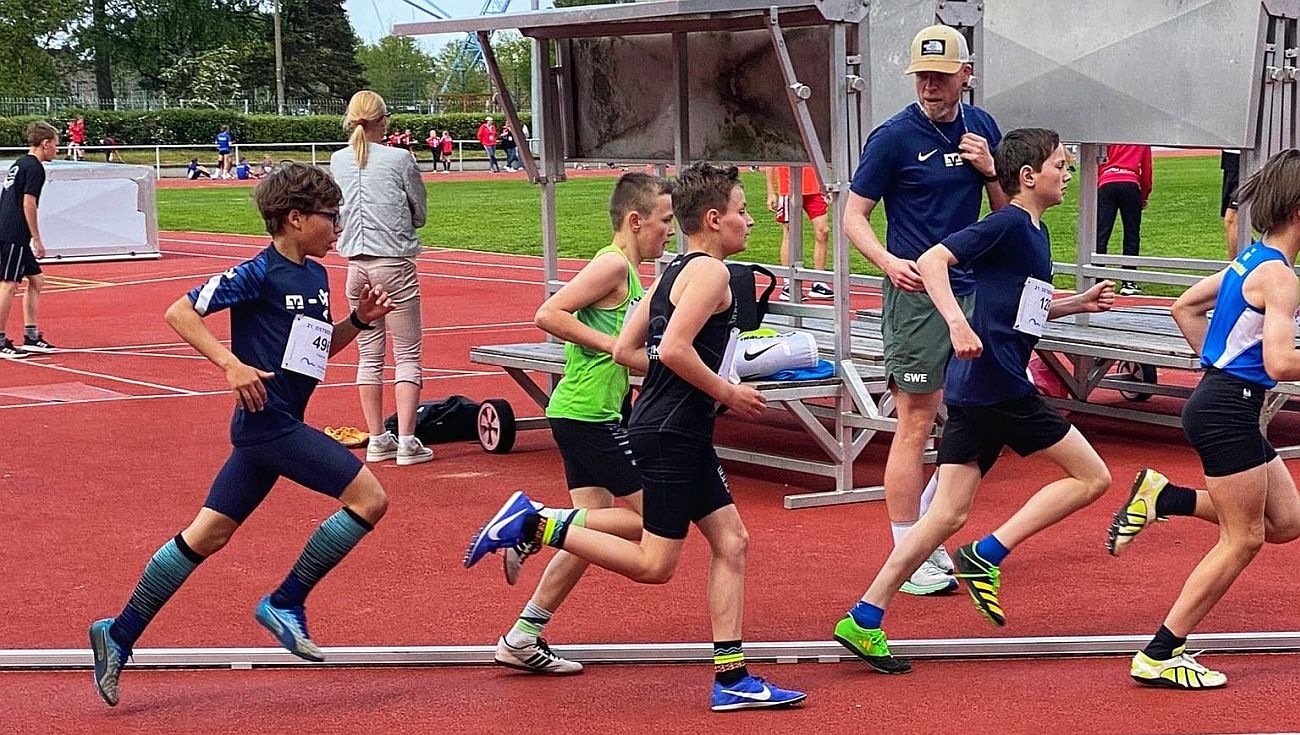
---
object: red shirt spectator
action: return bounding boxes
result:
[1098,144,1153,205]
[68,117,86,145]
[440,133,453,155]
[477,119,497,147]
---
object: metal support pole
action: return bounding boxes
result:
[273,0,285,116]
[477,31,538,182]
[1074,143,1101,327]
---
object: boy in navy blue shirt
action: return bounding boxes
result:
[89,164,395,707]
[835,129,1116,672]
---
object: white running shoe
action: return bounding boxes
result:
[365,431,399,462]
[396,437,433,466]
[930,545,955,574]
[494,636,583,675]
[900,559,958,596]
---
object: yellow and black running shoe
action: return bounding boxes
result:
[1130,646,1226,689]
[1107,468,1169,556]
[954,542,1005,627]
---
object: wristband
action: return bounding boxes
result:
[349,311,375,330]
[983,174,999,183]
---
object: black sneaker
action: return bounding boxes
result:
[0,339,30,359]
[954,542,1005,627]
[22,334,55,353]
[809,282,835,299]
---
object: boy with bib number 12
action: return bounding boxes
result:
[89,163,395,707]
[834,129,1116,672]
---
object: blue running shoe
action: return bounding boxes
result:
[89,618,130,707]
[255,596,324,662]
[464,490,537,569]
[710,674,807,711]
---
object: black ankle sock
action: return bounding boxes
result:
[1142,625,1187,660]
[713,640,748,685]
[1154,485,1198,517]
[521,513,543,545]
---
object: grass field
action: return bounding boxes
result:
[157,156,1233,288]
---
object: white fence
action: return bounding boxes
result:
[0,139,535,176]
[0,95,508,117]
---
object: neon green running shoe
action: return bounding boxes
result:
[1107,468,1169,556]
[954,542,1005,627]
[1130,646,1226,689]
[832,616,911,674]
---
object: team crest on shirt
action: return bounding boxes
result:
[943,153,963,167]
[285,294,304,310]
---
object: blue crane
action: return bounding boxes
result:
[395,0,516,93]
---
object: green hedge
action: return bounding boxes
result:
[0,110,531,148]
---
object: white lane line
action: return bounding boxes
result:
[14,360,198,395]
[0,369,500,410]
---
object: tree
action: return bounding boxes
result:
[357,36,434,102]
[277,0,366,99]
[159,44,243,105]
[0,0,83,96]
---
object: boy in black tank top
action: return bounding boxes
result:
[463,163,806,712]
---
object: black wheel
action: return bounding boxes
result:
[477,399,516,453]
[1117,361,1157,401]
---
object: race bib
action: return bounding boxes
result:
[1013,276,1054,337]
[281,315,332,380]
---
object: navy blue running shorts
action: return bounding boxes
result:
[937,393,1072,476]
[204,423,364,523]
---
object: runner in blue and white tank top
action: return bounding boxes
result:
[1105,149,1300,690]
[1199,240,1290,388]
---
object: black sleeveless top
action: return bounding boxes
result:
[629,252,738,439]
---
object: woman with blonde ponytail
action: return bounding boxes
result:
[330,90,432,466]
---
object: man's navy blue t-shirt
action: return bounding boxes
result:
[850,103,1001,295]
[186,244,332,446]
[941,205,1052,406]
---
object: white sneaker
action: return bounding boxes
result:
[495,635,583,675]
[1131,647,1226,689]
[930,545,955,574]
[366,431,399,462]
[900,559,958,596]
[396,437,433,466]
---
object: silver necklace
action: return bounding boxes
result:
[916,102,966,147]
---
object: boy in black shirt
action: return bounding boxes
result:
[0,121,59,357]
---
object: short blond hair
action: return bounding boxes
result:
[26,121,58,148]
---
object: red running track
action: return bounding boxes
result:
[2,232,1299,732]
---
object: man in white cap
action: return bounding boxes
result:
[834,23,1009,667]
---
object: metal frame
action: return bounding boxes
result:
[9,630,1299,670]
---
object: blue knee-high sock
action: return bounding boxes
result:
[269,508,372,609]
[110,535,205,649]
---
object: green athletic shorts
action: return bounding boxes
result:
[881,281,975,394]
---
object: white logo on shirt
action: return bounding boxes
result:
[285,294,304,310]
[917,149,938,162]
[943,153,963,167]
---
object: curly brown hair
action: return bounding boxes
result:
[253,163,342,235]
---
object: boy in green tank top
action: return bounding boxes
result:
[494,173,675,674]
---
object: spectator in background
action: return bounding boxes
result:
[500,124,520,172]
[330,90,431,467]
[439,131,453,173]
[186,157,212,180]
[1096,143,1153,296]
[215,125,234,179]
[427,129,441,170]
[477,116,500,173]
[257,154,274,179]
[235,158,251,180]
[1222,149,1241,257]
[67,116,85,161]
[764,165,833,300]
[101,134,121,163]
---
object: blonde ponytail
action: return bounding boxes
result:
[342,90,388,170]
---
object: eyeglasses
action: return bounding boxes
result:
[305,210,341,227]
